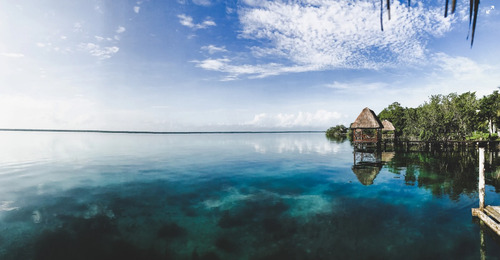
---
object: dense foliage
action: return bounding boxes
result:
[378,91,500,141]
[325,125,348,139]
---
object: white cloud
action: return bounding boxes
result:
[424,53,500,97]
[73,22,83,32]
[433,53,489,80]
[193,0,211,6]
[486,5,495,15]
[325,81,350,90]
[78,43,119,60]
[178,14,195,27]
[0,95,100,130]
[133,6,140,13]
[116,26,126,34]
[239,0,451,68]
[201,45,228,54]
[244,110,342,128]
[178,14,216,29]
[201,20,216,27]
[193,57,321,80]
[325,81,387,93]
[94,5,103,14]
[0,52,24,58]
[195,0,454,78]
[195,58,230,71]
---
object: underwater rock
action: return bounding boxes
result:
[215,236,239,253]
[157,222,186,239]
[218,211,246,228]
[191,250,221,260]
[32,210,42,224]
[83,204,115,219]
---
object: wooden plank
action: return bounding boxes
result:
[485,206,500,223]
[472,208,500,236]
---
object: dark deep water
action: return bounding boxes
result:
[1,132,500,259]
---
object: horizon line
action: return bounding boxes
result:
[0,128,325,135]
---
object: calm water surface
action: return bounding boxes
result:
[1,132,500,259]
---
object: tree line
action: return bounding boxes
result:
[326,90,500,141]
[378,90,500,141]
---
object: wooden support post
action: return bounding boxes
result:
[479,147,485,211]
[480,222,486,260]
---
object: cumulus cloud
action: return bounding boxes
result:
[78,43,119,59]
[244,110,342,128]
[116,26,126,34]
[194,0,454,79]
[134,6,140,13]
[424,53,500,97]
[433,53,490,79]
[178,14,216,29]
[201,45,228,54]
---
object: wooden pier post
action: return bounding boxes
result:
[480,222,486,260]
[479,147,485,211]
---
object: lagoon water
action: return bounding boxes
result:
[1,131,500,259]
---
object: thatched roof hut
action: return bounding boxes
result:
[350,107,383,129]
[382,120,395,131]
[351,107,383,143]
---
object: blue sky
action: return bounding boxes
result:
[1,0,499,131]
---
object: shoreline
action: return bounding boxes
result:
[0,128,325,135]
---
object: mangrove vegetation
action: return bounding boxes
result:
[328,90,500,142]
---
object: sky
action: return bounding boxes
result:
[1,0,499,131]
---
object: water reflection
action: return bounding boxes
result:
[349,146,500,202]
[247,134,346,155]
[351,149,395,185]
[348,142,500,202]
[1,133,500,259]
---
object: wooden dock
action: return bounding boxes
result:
[472,147,500,237]
[472,206,500,235]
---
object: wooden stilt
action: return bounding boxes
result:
[479,147,485,211]
[472,147,500,237]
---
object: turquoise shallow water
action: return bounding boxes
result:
[1,132,500,259]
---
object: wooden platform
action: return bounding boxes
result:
[472,206,500,236]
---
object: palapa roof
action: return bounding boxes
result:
[382,120,395,131]
[350,107,383,129]
[351,164,382,185]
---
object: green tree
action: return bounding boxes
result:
[478,90,500,135]
[448,92,480,138]
[401,107,419,140]
[378,102,406,137]
[325,125,348,138]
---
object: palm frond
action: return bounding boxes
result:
[376,0,480,47]
[471,0,479,47]
[387,0,391,20]
[445,0,449,17]
[380,0,384,31]
[468,0,473,32]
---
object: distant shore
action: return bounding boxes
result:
[0,128,324,135]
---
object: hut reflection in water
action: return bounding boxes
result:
[351,149,395,185]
